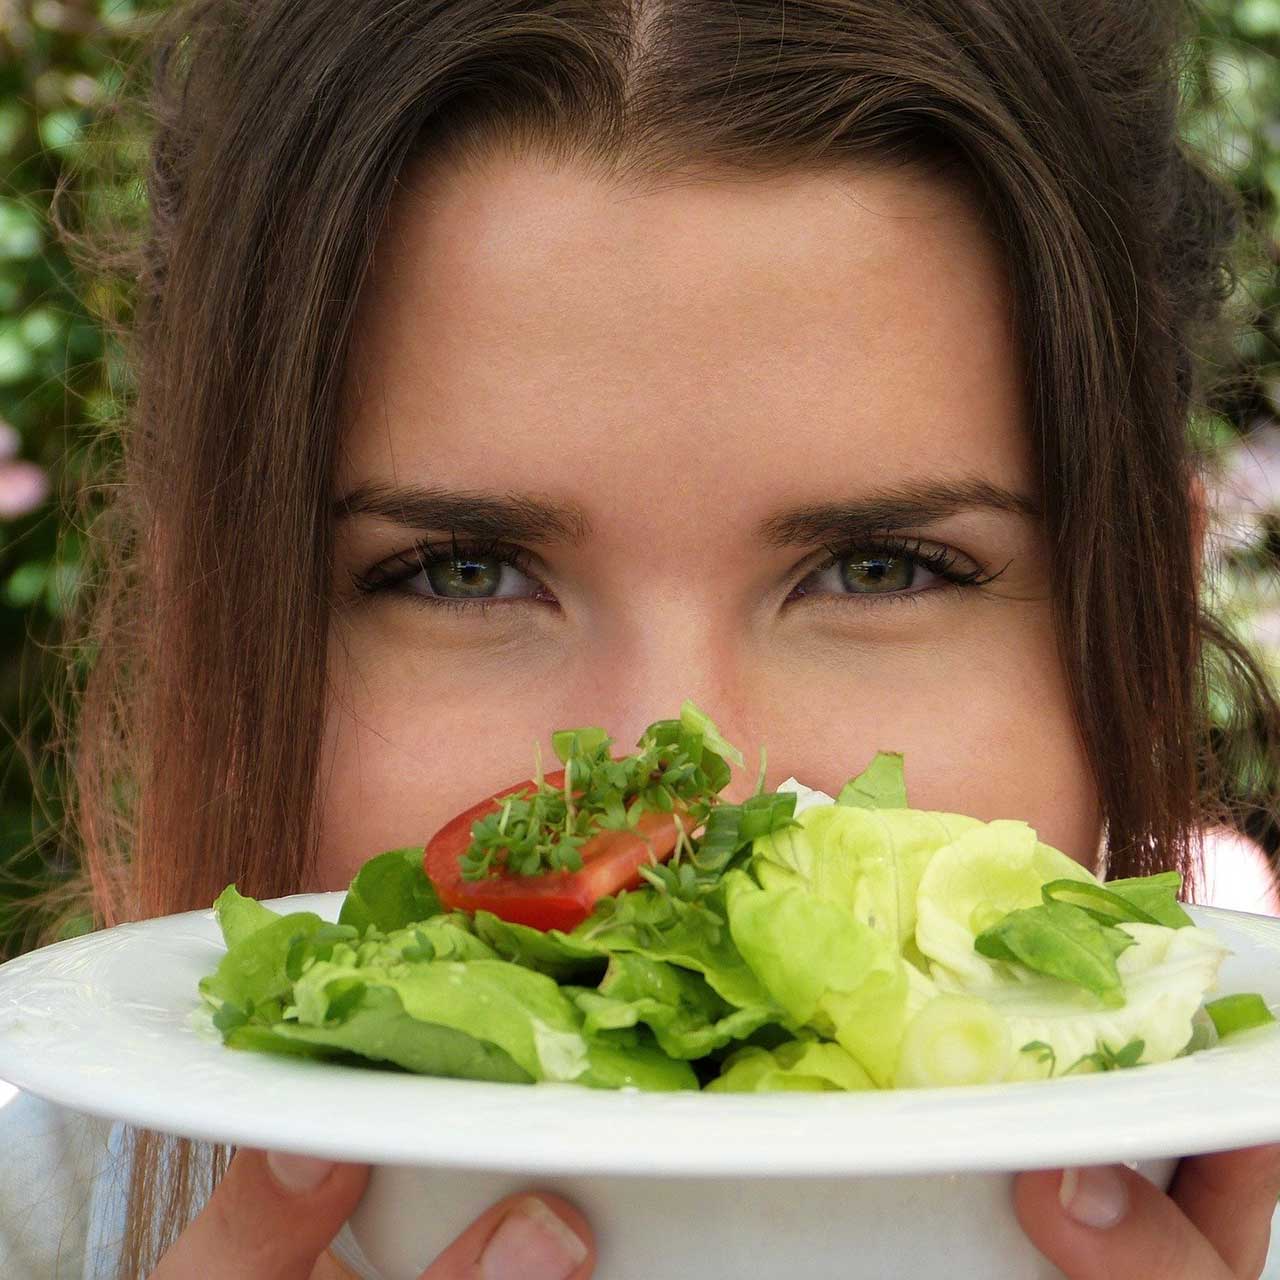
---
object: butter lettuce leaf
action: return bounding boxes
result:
[566,952,781,1059]
[239,986,534,1082]
[751,802,980,955]
[707,1039,875,1092]
[914,820,1097,989]
[724,867,909,1086]
[212,884,283,950]
[199,908,337,1015]
[289,956,695,1090]
[570,886,780,1014]
[472,910,607,982]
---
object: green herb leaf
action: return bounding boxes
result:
[337,847,440,933]
[1099,872,1194,929]
[973,900,1133,1003]
[1040,879,1162,927]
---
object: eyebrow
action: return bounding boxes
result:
[331,476,1039,547]
[332,482,593,545]
[755,477,1040,548]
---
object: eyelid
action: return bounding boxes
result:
[351,535,545,596]
[352,531,1006,611]
[795,533,999,593]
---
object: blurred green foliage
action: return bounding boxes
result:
[0,0,1277,954]
[0,0,160,952]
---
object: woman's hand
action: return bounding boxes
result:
[150,1147,595,1280]
[1014,1145,1280,1278]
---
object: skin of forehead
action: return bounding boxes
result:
[337,152,1032,554]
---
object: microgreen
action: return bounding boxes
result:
[1020,1039,1057,1074]
[1065,1037,1146,1074]
[1020,1036,1147,1076]
[459,700,744,882]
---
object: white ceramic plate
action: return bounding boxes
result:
[1,893,1279,1177]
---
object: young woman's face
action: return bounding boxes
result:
[317,152,1102,889]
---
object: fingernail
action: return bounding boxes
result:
[1059,1165,1129,1229]
[265,1150,335,1194]
[480,1196,589,1280]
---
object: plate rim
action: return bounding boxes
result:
[2,893,1279,1177]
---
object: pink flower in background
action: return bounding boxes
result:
[0,420,48,520]
[1204,423,1280,556]
[1253,608,1280,652]
[1194,826,1280,915]
[1222,424,1280,511]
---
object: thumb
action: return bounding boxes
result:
[419,1191,595,1280]
[152,1147,370,1279]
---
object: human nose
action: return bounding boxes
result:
[571,623,768,806]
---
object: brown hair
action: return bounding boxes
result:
[39,0,1280,1272]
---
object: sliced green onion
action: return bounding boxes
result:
[894,994,1013,1088]
[551,726,610,764]
[1204,993,1277,1038]
[679,699,745,767]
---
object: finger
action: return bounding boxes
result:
[1013,1164,1233,1280]
[418,1191,595,1280]
[1169,1145,1280,1277]
[152,1147,369,1280]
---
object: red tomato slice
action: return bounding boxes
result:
[424,768,700,932]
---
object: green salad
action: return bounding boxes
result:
[197,701,1276,1092]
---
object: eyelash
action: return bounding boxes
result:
[353,532,1007,615]
[353,534,543,617]
[796,534,1006,611]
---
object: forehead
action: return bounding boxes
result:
[339,154,1030,540]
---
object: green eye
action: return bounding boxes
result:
[426,554,504,599]
[840,553,914,593]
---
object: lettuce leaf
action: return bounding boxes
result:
[992,922,1232,1080]
[570,887,781,1014]
[472,910,607,982]
[724,867,909,1086]
[914,820,1097,989]
[707,1039,875,1092]
[289,956,695,1090]
[836,751,908,809]
[212,884,282,949]
[567,953,780,1059]
[337,846,440,933]
[751,802,980,954]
